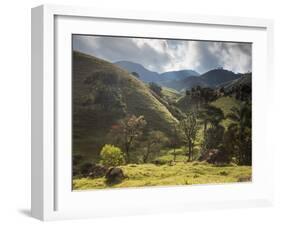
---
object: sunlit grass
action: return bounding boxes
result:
[73,162,251,190]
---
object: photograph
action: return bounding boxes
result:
[72,35,252,190]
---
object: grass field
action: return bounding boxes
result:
[73,162,251,190]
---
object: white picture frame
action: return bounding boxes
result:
[31,4,274,221]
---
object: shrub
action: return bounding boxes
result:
[80,162,94,177]
[100,144,125,167]
[152,158,168,165]
[219,171,228,176]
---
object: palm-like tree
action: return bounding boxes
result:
[199,105,224,134]
[226,103,252,165]
[200,105,225,155]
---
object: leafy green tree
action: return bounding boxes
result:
[207,106,225,126]
[199,105,224,135]
[142,131,168,163]
[185,90,191,96]
[131,72,140,78]
[226,103,252,165]
[203,125,225,150]
[219,87,225,96]
[100,144,125,167]
[180,112,199,161]
[200,87,217,104]
[169,123,182,162]
[200,106,225,159]
[149,82,162,97]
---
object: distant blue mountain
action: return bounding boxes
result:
[115,61,160,83]
[161,70,199,81]
[115,60,241,91]
[115,61,199,83]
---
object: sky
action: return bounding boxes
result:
[73,35,252,74]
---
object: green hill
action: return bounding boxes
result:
[73,51,178,160]
[210,96,240,128]
[161,87,181,103]
[222,73,252,92]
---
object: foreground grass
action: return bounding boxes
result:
[73,162,251,190]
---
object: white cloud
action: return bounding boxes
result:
[73,35,252,74]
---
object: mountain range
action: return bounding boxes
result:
[114,61,200,85]
[115,60,243,91]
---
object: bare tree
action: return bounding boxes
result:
[142,131,168,163]
[111,115,147,163]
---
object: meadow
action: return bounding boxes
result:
[73,161,251,190]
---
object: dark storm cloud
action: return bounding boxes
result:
[73,35,252,74]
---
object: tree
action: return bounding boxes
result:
[131,72,140,78]
[219,87,225,96]
[142,131,168,163]
[226,103,252,165]
[200,106,225,159]
[200,87,216,104]
[199,105,224,135]
[100,144,125,167]
[149,82,162,97]
[169,123,182,162]
[190,86,201,110]
[207,106,225,126]
[111,115,147,163]
[203,124,225,150]
[180,112,199,161]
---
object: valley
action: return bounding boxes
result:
[72,50,252,190]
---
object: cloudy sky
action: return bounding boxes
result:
[73,35,252,74]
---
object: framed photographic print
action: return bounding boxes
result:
[31,4,274,221]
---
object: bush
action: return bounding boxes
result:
[152,158,168,165]
[100,144,125,167]
[219,171,228,176]
[80,162,94,177]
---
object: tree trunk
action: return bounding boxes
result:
[125,144,130,163]
[143,146,150,163]
[188,140,192,161]
[203,121,207,135]
[173,147,176,162]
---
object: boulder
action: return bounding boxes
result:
[105,167,125,185]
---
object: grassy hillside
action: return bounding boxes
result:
[73,162,251,189]
[201,69,241,87]
[161,87,181,103]
[210,96,240,128]
[222,73,252,92]
[73,51,178,160]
